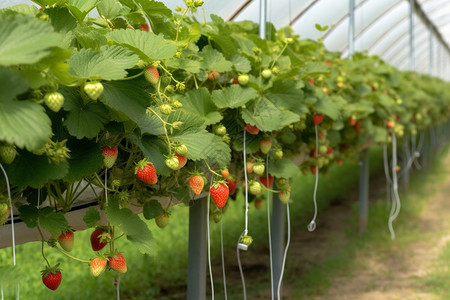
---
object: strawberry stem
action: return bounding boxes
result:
[53,246,90,264]
[119,70,145,81]
[37,226,51,268]
[146,107,173,154]
[204,160,222,177]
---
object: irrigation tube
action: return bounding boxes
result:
[0,163,19,300]
[265,155,274,300]
[388,133,402,240]
[206,176,215,300]
[220,220,228,300]
[308,125,319,232]
[276,203,291,299]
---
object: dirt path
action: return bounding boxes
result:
[312,152,450,300]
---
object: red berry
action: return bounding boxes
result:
[313,114,323,126]
[135,159,158,184]
[221,169,229,178]
[246,160,254,174]
[245,124,259,135]
[41,266,62,291]
[327,146,333,155]
[109,252,127,274]
[144,66,159,84]
[310,165,317,174]
[260,139,272,154]
[254,199,263,209]
[189,175,204,195]
[139,23,149,31]
[225,178,237,196]
[102,146,118,169]
[90,257,107,277]
[210,182,229,208]
[325,61,332,66]
[58,230,74,252]
[349,116,357,126]
[260,175,274,188]
[308,78,314,85]
[208,71,219,81]
[90,228,108,251]
[174,153,187,169]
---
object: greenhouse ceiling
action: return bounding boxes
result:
[2,0,450,78]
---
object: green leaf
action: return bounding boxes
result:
[241,97,285,132]
[106,196,155,255]
[97,0,127,19]
[212,85,258,109]
[18,205,39,228]
[102,81,164,135]
[345,101,375,114]
[171,132,231,167]
[2,4,39,15]
[199,45,233,72]
[143,200,164,220]
[166,58,201,73]
[83,206,101,228]
[62,88,110,139]
[67,0,99,23]
[0,67,29,101]
[107,29,177,60]
[64,139,103,182]
[315,24,329,32]
[3,151,69,188]
[267,80,305,110]
[179,88,222,125]
[46,7,77,32]
[68,45,139,80]
[302,62,329,77]
[166,109,207,135]
[0,100,51,150]
[377,93,395,109]
[129,134,170,176]
[314,95,340,120]
[268,159,299,178]
[39,207,68,236]
[0,14,62,66]
[74,27,108,50]
[229,54,252,73]
[137,0,172,18]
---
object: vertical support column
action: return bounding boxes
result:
[348,0,355,60]
[409,0,415,71]
[359,149,369,233]
[271,194,285,298]
[187,198,207,300]
[259,0,267,40]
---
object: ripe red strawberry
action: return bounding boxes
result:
[109,252,127,274]
[387,120,395,128]
[245,124,259,135]
[144,66,159,84]
[325,61,332,66]
[90,257,107,277]
[221,169,229,178]
[139,23,149,31]
[84,81,104,100]
[210,182,229,209]
[189,175,204,195]
[327,146,333,155]
[58,230,74,252]
[0,204,10,226]
[102,146,118,169]
[254,199,263,209]
[135,159,158,184]
[260,139,272,154]
[313,114,323,126]
[323,88,329,95]
[310,165,317,174]
[208,71,219,81]
[308,78,314,85]
[41,265,62,291]
[0,144,17,164]
[354,121,362,134]
[44,91,64,112]
[349,116,357,126]
[155,214,169,228]
[260,175,274,188]
[336,159,343,165]
[90,228,109,251]
[174,153,187,169]
[225,178,237,195]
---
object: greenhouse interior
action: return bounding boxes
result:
[2,0,450,299]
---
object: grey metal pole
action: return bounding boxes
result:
[187,198,207,300]
[429,24,433,76]
[271,193,285,298]
[409,0,415,71]
[259,0,267,39]
[359,149,369,233]
[348,0,355,59]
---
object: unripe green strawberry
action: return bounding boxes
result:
[102,146,118,169]
[83,81,104,100]
[44,92,64,112]
[176,144,188,156]
[214,124,227,136]
[238,74,249,85]
[58,230,74,252]
[261,69,272,79]
[319,145,328,155]
[213,213,222,223]
[253,163,265,176]
[249,181,262,196]
[159,104,173,115]
[260,139,272,154]
[279,191,290,204]
[0,204,10,226]
[144,66,159,84]
[155,214,169,228]
[274,148,283,159]
[0,144,17,164]
[90,257,107,277]
[165,156,179,170]
[172,100,183,108]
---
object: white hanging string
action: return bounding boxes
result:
[237,129,250,300]
[383,143,393,209]
[276,202,291,299]
[0,163,18,300]
[388,133,401,240]
[308,125,319,232]
[206,176,215,300]
[220,220,227,300]
[265,155,274,300]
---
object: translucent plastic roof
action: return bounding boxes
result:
[2,0,450,79]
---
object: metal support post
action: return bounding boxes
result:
[271,193,285,298]
[348,0,355,59]
[409,0,415,71]
[359,149,369,233]
[187,198,207,300]
[259,0,267,39]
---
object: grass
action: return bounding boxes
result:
[0,145,402,299]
